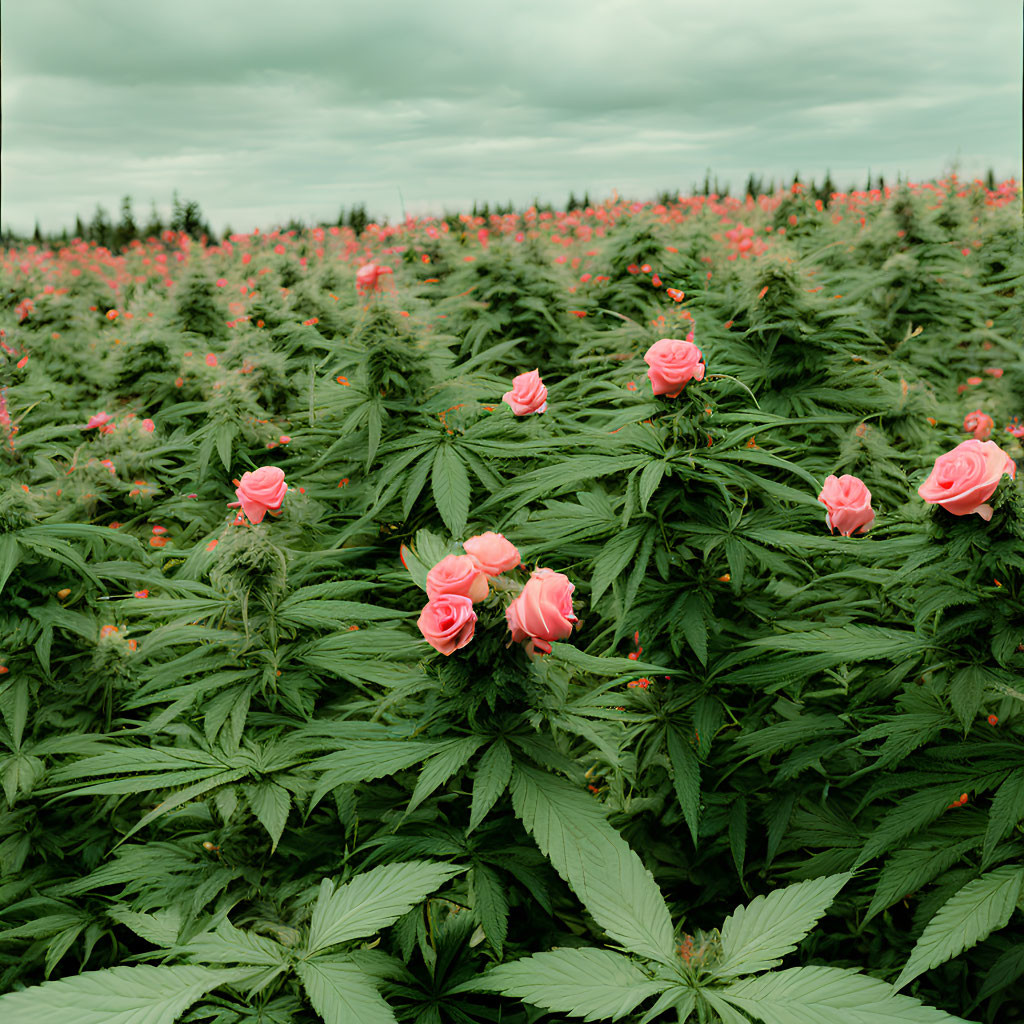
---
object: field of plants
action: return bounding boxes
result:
[0,176,1022,1024]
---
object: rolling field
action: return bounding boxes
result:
[0,177,1022,1023]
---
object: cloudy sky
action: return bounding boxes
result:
[2,0,1020,234]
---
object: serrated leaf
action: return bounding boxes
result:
[637,989,696,1024]
[306,861,462,954]
[468,739,512,833]
[407,735,485,814]
[471,863,509,955]
[0,535,21,595]
[666,728,701,845]
[976,942,1024,1000]
[715,873,851,978]
[948,667,986,732]
[481,947,664,1022]
[720,965,968,1023]
[431,445,470,537]
[638,460,667,513]
[677,595,708,666]
[107,906,181,947]
[0,964,251,1024]
[183,919,287,966]
[590,525,644,607]
[510,765,675,964]
[893,865,1024,991]
[0,676,29,750]
[982,768,1024,868]
[296,958,399,1024]
[308,740,441,809]
[243,781,291,852]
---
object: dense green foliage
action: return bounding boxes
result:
[0,176,1022,1024]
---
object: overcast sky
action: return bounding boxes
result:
[2,0,1020,234]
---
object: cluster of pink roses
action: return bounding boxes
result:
[500,334,706,420]
[416,532,578,656]
[817,439,1017,535]
[84,411,155,434]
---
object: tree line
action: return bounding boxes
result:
[1,168,1003,247]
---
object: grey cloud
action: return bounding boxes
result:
[2,0,1019,233]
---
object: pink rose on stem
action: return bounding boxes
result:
[963,410,994,440]
[506,568,577,652]
[355,263,393,293]
[426,554,489,603]
[502,369,548,415]
[644,335,705,398]
[463,532,521,576]
[227,466,288,524]
[418,594,477,655]
[817,474,874,536]
[918,439,1016,521]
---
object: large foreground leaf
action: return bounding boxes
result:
[510,765,675,964]
[297,959,399,1024]
[481,947,664,1022]
[719,965,969,1023]
[893,864,1024,991]
[715,872,851,977]
[0,964,251,1024]
[307,860,462,954]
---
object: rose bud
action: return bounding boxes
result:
[426,554,489,603]
[643,336,705,398]
[418,594,477,655]
[227,466,288,525]
[502,369,548,415]
[463,532,521,576]
[817,474,875,536]
[506,568,577,644]
[918,439,1016,521]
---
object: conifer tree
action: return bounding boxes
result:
[88,204,112,247]
[114,196,137,249]
[143,202,164,239]
[347,203,368,236]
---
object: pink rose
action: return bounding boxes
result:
[355,263,393,293]
[502,369,548,415]
[918,439,1016,521]
[85,412,112,430]
[963,410,994,440]
[506,568,577,645]
[418,594,477,655]
[463,532,521,576]
[817,474,874,536]
[644,336,705,398]
[426,554,489,603]
[228,466,288,524]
